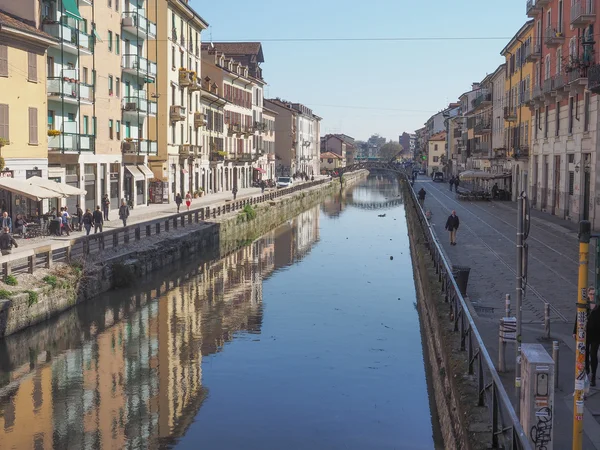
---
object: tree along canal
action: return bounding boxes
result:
[0,175,442,449]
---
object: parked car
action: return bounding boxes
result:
[433,172,444,182]
[419,168,426,175]
[276,177,293,188]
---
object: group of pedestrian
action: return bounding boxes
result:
[174,192,194,214]
[448,176,460,192]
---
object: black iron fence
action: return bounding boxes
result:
[405,173,532,450]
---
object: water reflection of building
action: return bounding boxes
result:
[274,206,320,268]
[0,230,278,449]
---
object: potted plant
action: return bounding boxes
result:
[48,129,61,137]
[125,137,134,142]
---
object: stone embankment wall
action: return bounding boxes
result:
[403,181,490,450]
[0,171,367,338]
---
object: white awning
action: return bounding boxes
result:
[124,165,144,181]
[27,176,86,196]
[0,178,63,201]
[137,165,154,178]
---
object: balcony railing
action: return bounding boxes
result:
[474,120,492,135]
[178,69,195,87]
[525,42,542,61]
[43,21,93,55]
[47,77,93,104]
[587,63,600,93]
[48,132,95,153]
[526,0,537,16]
[544,26,565,46]
[471,92,492,109]
[170,105,186,121]
[542,77,555,95]
[552,73,568,90]
[122,139,157,155]
[473,141,491,154]
[504,106,518,121]
[121,11,157,39]
[568,64,591,86]
[571,0,595,27]
[122,54,157,79]
[194,112,206,128]
[122,95,157,115]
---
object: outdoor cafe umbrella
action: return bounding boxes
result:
[0,178,63,201]
[458,170,495,181]
[26,176,87,197]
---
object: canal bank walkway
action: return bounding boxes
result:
[416,176,600,450]
[10,177,327,255]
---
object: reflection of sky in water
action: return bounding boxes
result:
[0,179,437,450]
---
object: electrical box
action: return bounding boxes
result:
[520,343,555,450]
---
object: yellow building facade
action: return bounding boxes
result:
[501,20,535,195]
[0,13,54,177]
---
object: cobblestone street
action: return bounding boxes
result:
[416,176,600,449]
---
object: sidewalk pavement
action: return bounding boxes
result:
[13,178,323,255]
[416,176,600,449]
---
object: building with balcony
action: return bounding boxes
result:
[0,10,55,218]
[147,0,208,202]
[201,44,255,192]
[527,0,599,226]
[446,117,465,176]
[210,42,269,184]
[262,106,277,179]
[501,20,535,198]
[265,98,321,177]
[459,82,490,171]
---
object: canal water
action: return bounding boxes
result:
[0,175,441,450]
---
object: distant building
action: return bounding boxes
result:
[427,132,446,173]
[320,152,344,171]
[320,134,355,166]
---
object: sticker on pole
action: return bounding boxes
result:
[515,377,521,388]
[575,380,585,390]
[576,400,585,414]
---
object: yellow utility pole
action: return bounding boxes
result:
[573,220,591,450]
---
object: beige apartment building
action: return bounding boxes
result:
[0,10,55,217]
[147,0,207,202]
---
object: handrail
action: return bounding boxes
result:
[405,171,532,450]
[0,176,345,276]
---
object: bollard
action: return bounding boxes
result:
[544,303,551,339]
[552,341,559,389]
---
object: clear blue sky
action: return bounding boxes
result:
[190,0,526,141]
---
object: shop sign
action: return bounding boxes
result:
[0,171,14,178]
[26,170,42,179]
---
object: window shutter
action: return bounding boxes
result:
[29,107,38,144]
[0,45,7,77]
[27,52,37,82]
[0,104,8,141]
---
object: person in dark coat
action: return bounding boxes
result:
[82,209,93,235]
[0,227,18,255]
[119,200,130,227]
[76,204,84,231]
[449,177,455,191]
[574,286,600,386]
[454,177,460,190]
[93,205,104,233]
[101,194,110,221]
[417,188,426,206]
[175,193,183,213]
[445,210,460,245]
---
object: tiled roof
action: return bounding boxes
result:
[320,152,342,160]
[429,131,446,141]
[0,10,54,41]
[211,42,264,62]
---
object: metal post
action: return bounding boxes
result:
[573,220,591,450]
[515,193,525,418]
[499,332,506,372]
[553,341,559,389]
[544,303,551,339]
[505,293,511,317]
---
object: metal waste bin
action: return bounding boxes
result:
[452,265,471,296]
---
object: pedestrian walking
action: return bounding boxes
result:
[76,204,83,231]
[175,193,182,213]
[492,183,499,200]
[93,205,104,233]
[232,186,238,200]
[102,194,110,221]
[445,210,460,245]
[260,180,266,194]
[449,177,455,192]
[185,191,192,211]
[119,200,130,227]
[417,188,426,206]
[0,227,18,255]
[82,209,93,235]
[454,176,460,191]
